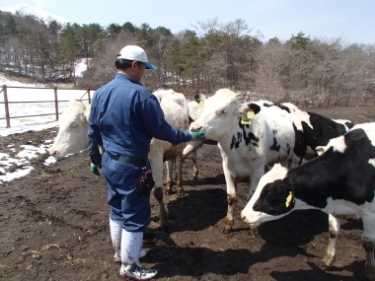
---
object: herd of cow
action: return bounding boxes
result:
[48,88,375,281]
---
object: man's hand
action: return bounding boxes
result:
[91,163,101,176]
[191,131,205,141]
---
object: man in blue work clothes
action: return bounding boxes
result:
[87,45,204,280]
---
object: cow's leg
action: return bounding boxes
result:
[182,141,201,179]
[322,214,340,267]
[149,153,170,231]
[165,160,173,195]
[153,187,169,231]
[221,164,236,233]
[182,140,203,158]
[190,150,199,179]
[361,216,375,281]
[175,155,184,196]
[247,165,265,200]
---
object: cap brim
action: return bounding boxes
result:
[143,62,157,70]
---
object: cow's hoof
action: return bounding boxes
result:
[317,260,333,271]
[321,254,334,269]
[176,187,185,197]
[165,189,172,195]
[220,219,233,234]
[220,227,231,234]
[249,225,259,237]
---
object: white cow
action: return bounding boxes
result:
[182,93,213,179]
[190,89,296,232]
[150,89,190,194]
[48,99,91,157]
[153,88,207,180]
[241,122,375,281]
[49,90,191,231]
[184,99,203,179]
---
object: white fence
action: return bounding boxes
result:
[0,85,93,128]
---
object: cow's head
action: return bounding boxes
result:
[241,164,295,226]
[48,99,90,158]
[189,89,243,140]
[194,93,207,105]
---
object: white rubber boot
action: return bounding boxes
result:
[119,230,157,280]
[109,218,122,263]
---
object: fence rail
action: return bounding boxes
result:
[0,85,93,128]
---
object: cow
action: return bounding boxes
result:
[278,102,301,113]
[289,111,354,165]
[189,89,296,232]
[150,89,191,194]
[48,99,91,157]
[250,100,301,114]
[183,95,206,179]
[153,89,203,180]
[240,122,375,281]
[183,93,218,179]
[248,100,354,166]
[49,90,191,231]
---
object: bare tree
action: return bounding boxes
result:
[79,31,135,89]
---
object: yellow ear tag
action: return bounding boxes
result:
[240,109,255,125]
[241,117,251,125]
[285,191,294,208]
[246,109,255,119]
[198,100,205,108]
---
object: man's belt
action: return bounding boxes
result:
[105,151,146,165]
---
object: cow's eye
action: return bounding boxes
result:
[217,109,226,116]
[70,123,78,129]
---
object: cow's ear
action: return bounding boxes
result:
[238,103,257,116]
[238,103,256,125]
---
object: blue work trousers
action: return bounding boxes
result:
[102,153,151,232]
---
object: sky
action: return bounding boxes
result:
[0,65,90,184]
[0,0,374,45]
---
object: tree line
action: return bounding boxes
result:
[0,11,374,107]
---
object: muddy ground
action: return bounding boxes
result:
[1,106,375,281]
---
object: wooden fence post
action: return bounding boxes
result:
[54,87,59,121]
[3,85,10,128]
[87,89,91,104]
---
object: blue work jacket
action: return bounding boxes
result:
[87,73,192,166]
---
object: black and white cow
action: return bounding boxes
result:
[190,89,296,232]
[241,122,375,281]
[290,111,354,165]
[249,100,354,166]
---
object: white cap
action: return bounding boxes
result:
[117,45,157,70]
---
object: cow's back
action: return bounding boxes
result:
[149,94,189,160]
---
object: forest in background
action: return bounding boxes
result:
[0,10,374,107]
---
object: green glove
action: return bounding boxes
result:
[90,163,100,176]
[191,131,205,141]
